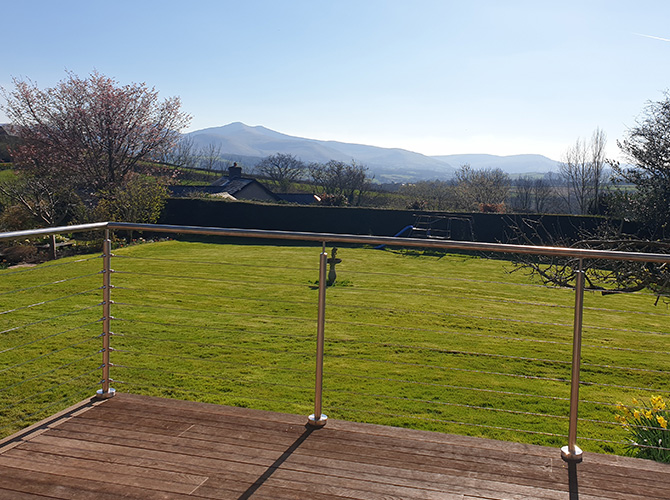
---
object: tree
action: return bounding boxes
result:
[400,180,455,211]
[509,111,670,301]
[511,176,534,213]
[197,143,225,172]
[0,174,80,228]
[614,92,670,238]
[511,175,560,214]
[1,71,191,193]
[309,160,372,206]
[558,128,608,215]
[92,174,167,225]
[453,165,510,211]
[255,153,306,191]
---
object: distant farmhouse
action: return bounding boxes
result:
[170,164,279,202]
[169,164,320,204]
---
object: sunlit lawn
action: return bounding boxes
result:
[1,239,668,456]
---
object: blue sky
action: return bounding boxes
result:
[2,0,670,160]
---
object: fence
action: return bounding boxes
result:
[1,221,670,462]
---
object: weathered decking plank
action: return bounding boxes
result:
[0,393,668,499]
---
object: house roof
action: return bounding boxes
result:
[169,175,280,201]
[210,175,280,200]
[210,177,254,194]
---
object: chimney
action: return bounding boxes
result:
[228,162,242,179]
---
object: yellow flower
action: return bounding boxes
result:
[656,415,668,429]
[645,410,653,419]
[652,396,666,411]
[634,410,641,419]
[632,398,639,405]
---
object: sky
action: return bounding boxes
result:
[2,0,670,161]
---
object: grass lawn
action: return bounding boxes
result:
[1,238,668,457]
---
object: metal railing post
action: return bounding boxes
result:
[562,258,584,462]
[96,229,115,400]
[308,243,328,427]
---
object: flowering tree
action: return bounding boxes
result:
[1,71,191,193]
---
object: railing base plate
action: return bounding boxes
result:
[307,414,327,428]
[95,388,116,400]
[561,445,583,462]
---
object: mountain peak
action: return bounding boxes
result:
[185,123,559,182]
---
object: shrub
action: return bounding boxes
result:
[616,396,670,462]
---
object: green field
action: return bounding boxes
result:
[1,239,668,456]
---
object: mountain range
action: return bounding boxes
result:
[186,122,560,182]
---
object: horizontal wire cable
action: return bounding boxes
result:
[113,254,316,272]
[0,384,99,434]
[328,339,571,367]
[0,320,100,356]
[117,381,312,410]
[331,283,670,319]
[341,263,670,299]
[0,335,101,375]
[0,288,101,316]
[112,286,316,308]
[113,317,313,340]
[113,271,310,289]
[324,370,570,402]
[110,365,311,393]
[114,299,668,357]
[110,353,313,375]
[328,337,670,376]
[325,318,670,357]
[326,369,624,408]
[115,291,668,354]
[111,337,314,358]
[0,367,100,412]
[327,353,670,394]
[118,277,661,323]
[112,302,315,324]
[592,419,670,431]
[0,256,101,277]
[327,353,571,383]
[0,305,100,336]
[323,387,567,421]
[330,305,669,338]
[0,352,100,394]
[579,379,670,393]
[0,272,101,297]
[327,405,569,439]
[336,265,574,289]
[578,434,670,452]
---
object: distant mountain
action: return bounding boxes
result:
[431,154,559,175]
[186,123,456,182]
[185,123,560,182]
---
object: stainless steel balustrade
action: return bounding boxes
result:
[2,221,670,462]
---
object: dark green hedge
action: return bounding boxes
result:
[161,198,640,244]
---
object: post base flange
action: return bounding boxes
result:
[561,445,583,462]
[95,388,116,400]
[307,414,327,428]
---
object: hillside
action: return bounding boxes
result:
[186,122,456,182]
[186,123,561,182]
[431,153,559,174]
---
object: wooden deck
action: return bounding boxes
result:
[0,393,668,499]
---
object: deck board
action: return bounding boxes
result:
[0,393,668,499]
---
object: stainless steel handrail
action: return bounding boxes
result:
[0,222,109,241]
[107,222,670,264]
[3,221,670,264]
